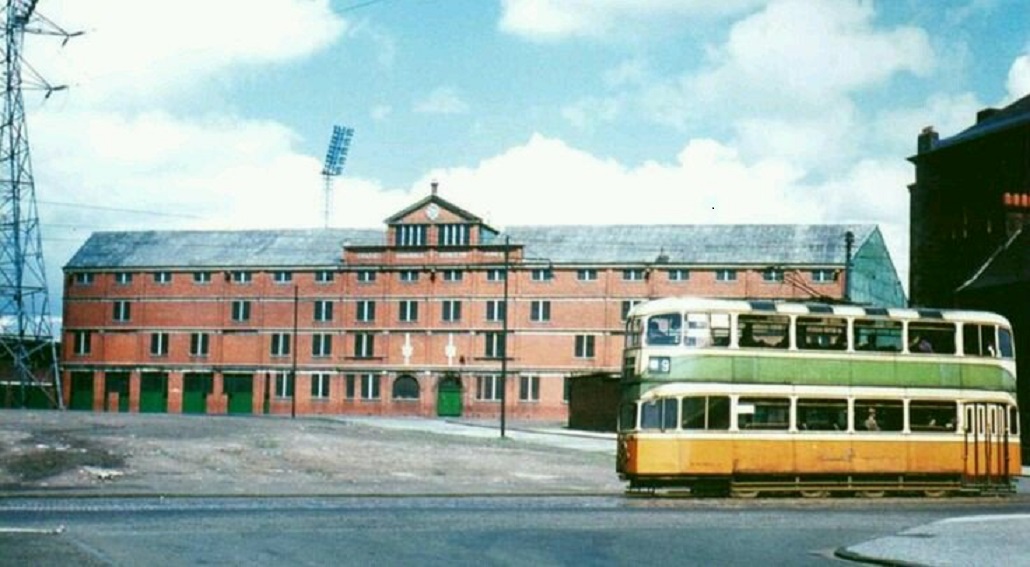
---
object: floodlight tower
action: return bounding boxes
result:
[320,125,354,228]
[0,0,78,408]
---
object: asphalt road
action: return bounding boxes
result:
[4,495,1030,566]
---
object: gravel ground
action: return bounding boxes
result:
[0,410,622,496]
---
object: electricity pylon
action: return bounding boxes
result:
[0,0,78,408]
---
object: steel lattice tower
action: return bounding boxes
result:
[0,0,75,408]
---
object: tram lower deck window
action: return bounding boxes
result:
[855,400,903,432]
[682,396,730,430]
[737,397,789,430]
[796,399,847,431]
[909,401,957,432]
[641,398,678,431]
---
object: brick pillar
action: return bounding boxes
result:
[128,369,141,413]
[167,371,184,414]
[208,371,228,414]
[93,370,105,411]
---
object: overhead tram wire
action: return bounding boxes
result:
[36,200,205,219]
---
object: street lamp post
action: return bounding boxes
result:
[291,285,299,419]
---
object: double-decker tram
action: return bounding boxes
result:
[617,297,1020,497]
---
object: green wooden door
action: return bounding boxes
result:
[70,372,94,411]
[105,373,130,413]
[436,375,463,417]
[139,373,168,413]
[182,374,212,414]
[224,374,254,415]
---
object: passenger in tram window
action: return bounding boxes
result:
[739,324,760,348]
[864,407,880,431]
[909,334,932,353]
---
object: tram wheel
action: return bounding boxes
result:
[800,490,829,498]
[731,488,759,499]
[857,490,885,498]
[922,489,949,498]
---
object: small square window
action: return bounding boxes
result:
[577,269,597,281]
[667,269,689,281]
[273,271,293,284]
[231,271,252,284]
[356,270,377,283]
[153,272,172,284]
[115,272,133,285]
[193,272,211,284]
[399,270,420,282]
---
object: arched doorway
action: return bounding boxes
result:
[392,374,421,400]
[436,373,463,417]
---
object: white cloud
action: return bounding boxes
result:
[414,87,470,115]
[1005,53,1030,103]
[499,0,764,41]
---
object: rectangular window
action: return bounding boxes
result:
[855,399,903,432]
[354,333,375,358]
[312,333,332,357]
[622,269,645,281]
[519,375,539,402]
[667,269,689,281]
[640,398,678,431]
[530,300,551,322]
[909,401,957,432]
[484,332,505,358]
[314,300,334,322]
[311,373,331,399]
[73,331,91,355]
[574,335,596,358]
[683,312,732,348]
[275,371,293,398]
[153,272,172,284]
[399,300,419,322]
[681,396,731,430]
[476,375,502,401]
[231,300,251,322]
[738,314,789,349]
[273,271,292,284]
[797,317,847,351]
[486,300,506,322]
[442,269,463,282]
[716,269,737,282]
[345,374,356,399]
[442,300,462,322]
[621,300,642,321]
[907,322,956,354]
[811,269,835,283]
[647,313,682,346]
[762,268,784,282]
[315,270,334,283]
[531,268,553,281]
[115,272,133,285]
[356,300,376,322]
[270,333,291,357]
[189,332,210,357]
[113,300,131,322]
[737,397,790,431]
[399,270,420,282]
[439,224,470,246]
[231,271,252,284]
[396,224,428,247]
[361,373,380,400]
[486,269,506,282]
[796,399,847,431]
[356,270,376,283]
[74,272,94,285]
[193,271,211,284]
[962,323,998,358]
[577,269,597,281]
[854,319,902,352]
[150,332,169,357]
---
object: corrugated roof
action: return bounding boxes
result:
[504,224,873,265]
[65,229,382,269]
[65,224,873,270]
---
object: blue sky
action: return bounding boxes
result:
[20,0,1030,316]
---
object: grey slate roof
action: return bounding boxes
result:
[66,224,875,270]
[503,224,873,266]
[65,229,381,269]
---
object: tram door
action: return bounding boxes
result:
[963,403,1010,488]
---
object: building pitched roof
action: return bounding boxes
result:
[383,193,485,225]
[65,229,381,269]
[65,224,876,270]
[933,92,1030,151]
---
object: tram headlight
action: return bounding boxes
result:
[647,356,671,374]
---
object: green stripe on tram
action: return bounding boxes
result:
[642,355,1015,392]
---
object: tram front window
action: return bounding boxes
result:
[646,314,681,346]
[619,403,638,432]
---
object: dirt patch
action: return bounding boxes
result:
[0,410,621,496]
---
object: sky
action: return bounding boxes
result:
[19,0,1030,321]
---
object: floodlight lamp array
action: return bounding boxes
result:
[321,125,354,176]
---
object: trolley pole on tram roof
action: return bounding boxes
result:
[500,236,510,438]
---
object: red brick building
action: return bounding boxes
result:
[60,188,905,420]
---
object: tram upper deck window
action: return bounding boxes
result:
[683,312,731,348]
[737,314,789,349]
[625,318,643,349]
[619,403,638,432]
[1000,328,1015,359]
[640,398,678,431]
[909,401,957,432]
[908,322,956,354]
[854,399,903,432]
[737,397,789,430]
[854,319,902,352]
[681,396,731,430]
[963,324,998,357]
[646,313,682,346]
[797,317,847,351]
[796,399,847,431]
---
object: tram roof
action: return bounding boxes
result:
[629,296,1012,326]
